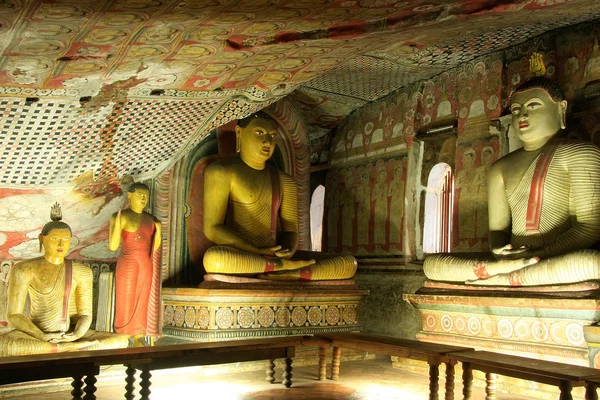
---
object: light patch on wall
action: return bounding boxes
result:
[0,194,56,232]
[79,240,120,259]
[436,100,452,118]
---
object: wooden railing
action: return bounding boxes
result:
[2,333,600,400]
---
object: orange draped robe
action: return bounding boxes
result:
[114,212,161,336]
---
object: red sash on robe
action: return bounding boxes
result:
[526,144,559,234]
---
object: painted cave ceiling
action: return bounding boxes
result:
[0,0,599,186]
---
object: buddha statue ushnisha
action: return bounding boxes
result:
[0,203,128,356]
[424,53,600,286]
[203,111,357,281]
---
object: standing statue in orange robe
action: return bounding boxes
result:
[109,183,161,340]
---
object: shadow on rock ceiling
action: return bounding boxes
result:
[0,0,599,185]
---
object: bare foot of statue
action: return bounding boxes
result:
[466,274,511,286]
[490,256,539,275]
[62,340,99,351]
[280,258,316,271]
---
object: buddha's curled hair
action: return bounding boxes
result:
[41,202,72,236]
[128,182,149,193]
[237,110,275,128]
[511,77,565,102]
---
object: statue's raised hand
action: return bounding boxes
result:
[529,52,546,78]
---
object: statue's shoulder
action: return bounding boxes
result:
[205,157,242,176]
[490,149,522,173]
[13,257,44,272]
[274,168,293,181]
[557,139,600,155]
[71,261,93,280]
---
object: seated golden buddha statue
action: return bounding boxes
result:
[0,204,128,356]
[203,111,357,281]
[424,55,600,287]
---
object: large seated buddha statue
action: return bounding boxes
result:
[0,204,128,356]
[203,111,357,281]
[424,56,600,287]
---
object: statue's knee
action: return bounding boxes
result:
[203,247,222,273]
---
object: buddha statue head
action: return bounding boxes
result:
[510,77,567,150]
[235,111,278,168]
[39,203,72,262]
[127,182,150,213]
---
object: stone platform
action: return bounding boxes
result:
[404,283,600,367]
[162,280,368,341]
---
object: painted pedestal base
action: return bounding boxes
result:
[405,288,600,367]
[162,284,368,341]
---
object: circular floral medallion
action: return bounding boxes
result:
[184,307,195,328]
[468,316,481,336]
[258,307,275,328]
[174,306,185,327]
[424,314,437,331]
[325,306,340,325]
[482,318,497,337]
[455,317,466,333]
[515,320,529,339]
[531,321,549,342]
[164,305,174,325]
[497,318,513,339]
[342,306,356,324]
[550,321,565,344]
[307,306,322,326]
[275,307,291,327]
[566,322,584,346]
[216,307,234,329]
[237,307,254,329]
[441,314,453,332]
[291,307,307,326]
[197,307,209,329]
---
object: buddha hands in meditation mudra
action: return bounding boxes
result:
[424,54,600,286]
[0,204,128,356]
[203,111,357,281]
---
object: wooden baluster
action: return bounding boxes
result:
[428,360,440,400]
[585,382,598,400]
[485,372,497,400]
[331,346,341,380]
[282,357,293,388]
[462,362,473,400]
[318,344,327,380]
[71,375,84,400]
[125,365,136,400]
[266,359,276,384]
[83,374,97,400]
[139,367,152,400]
[444,360,456,400]
[559,380,573,400]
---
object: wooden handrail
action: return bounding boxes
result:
[3,332,600,400]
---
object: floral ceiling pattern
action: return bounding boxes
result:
[0,0,599,184]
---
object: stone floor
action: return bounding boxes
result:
[1,356,545,400]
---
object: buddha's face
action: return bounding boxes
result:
[482,149,494,167]
[510,88,567,146]
[463,152,474,170]
[41,228,71,259]
[236,117,279,164]
[128,189,149,212]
